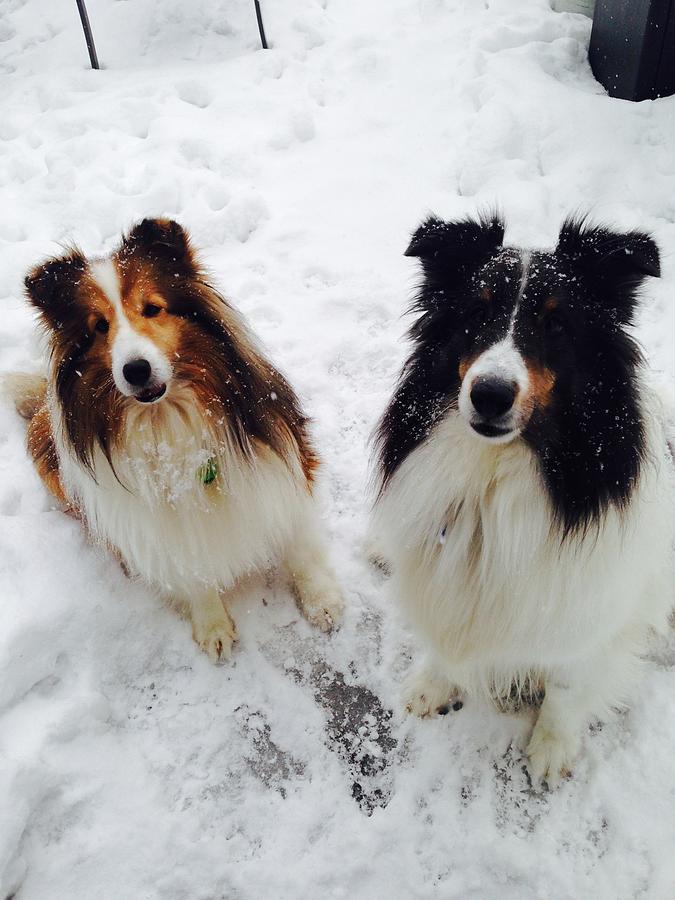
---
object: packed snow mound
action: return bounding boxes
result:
[1,1,674,898]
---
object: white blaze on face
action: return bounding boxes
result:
[508,250,532,333]
[89,257,172,397]
[458,250,531,440]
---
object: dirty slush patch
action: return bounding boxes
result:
[263,628,397,814]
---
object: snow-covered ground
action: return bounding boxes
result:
[1,1,674,897]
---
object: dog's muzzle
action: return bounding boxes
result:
[469,376,518,438]
[122,357,167,403]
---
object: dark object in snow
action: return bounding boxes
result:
[76,0,99,70]
[254,0,269,49]
[266,629,397,815]
[74,1,268,68]
[316,666,396,814]
[235,705,305,797]
[590,0,675,100]
[293,657,396,815]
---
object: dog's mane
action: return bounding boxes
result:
[24,220,317,487]
[168,276,318,485]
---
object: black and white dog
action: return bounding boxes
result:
[372,213,674,784]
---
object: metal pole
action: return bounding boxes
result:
[75,0,100,70]
[254,0,268,49]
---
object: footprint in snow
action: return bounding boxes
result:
[225,193,269,243]
[176,80,214,109]
[0,21,16,42]
[292,18,325,51]
[204,183,230,212]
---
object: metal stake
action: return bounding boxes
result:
[76,0,100,70]
[254,0,268,49]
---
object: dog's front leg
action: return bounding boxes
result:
[526,677,583,787]
[527,634,643,786]
[285,510,344,633]
[189,589,237,663]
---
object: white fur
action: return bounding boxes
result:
[512,249,531,320]
[457,337,529,440]
[373,382,675,783]
[49,363,342,662]
[89,258,172,397]
[458,248,531,442]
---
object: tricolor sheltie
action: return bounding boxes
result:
[11,218,343,661]
[372,213,674,784]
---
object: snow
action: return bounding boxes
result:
[1,1,674,897]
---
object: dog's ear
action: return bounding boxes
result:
[557,217,660,323]
[24,251,87,327]
[121,218,197,275]
[405,213,505,283]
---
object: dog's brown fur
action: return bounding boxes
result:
[22,218,318,494]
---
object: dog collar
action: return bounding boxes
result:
[197,456,218,485]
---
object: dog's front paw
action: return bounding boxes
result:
[402,667,464,719]
[192,616,237,664]
[299,584,344,633]
[526,720,578,787]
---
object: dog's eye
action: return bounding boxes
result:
[467,304,488,329]
[143,303,162,318]
[94,318,109,334]
[545,313,566,338]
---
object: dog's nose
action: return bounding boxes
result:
[123,358,152,387]
[470,377,516,419]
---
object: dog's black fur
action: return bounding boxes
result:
[376,213,660,536]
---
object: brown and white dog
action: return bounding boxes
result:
[11,218,343,661]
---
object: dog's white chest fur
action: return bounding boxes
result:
[374,403,674,679]
[52,391,306,595]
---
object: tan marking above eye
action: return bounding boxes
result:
[543,297,559,313]
[480,287,493,302]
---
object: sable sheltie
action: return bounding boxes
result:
[372,213,675,784]
[11,218,343,661]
